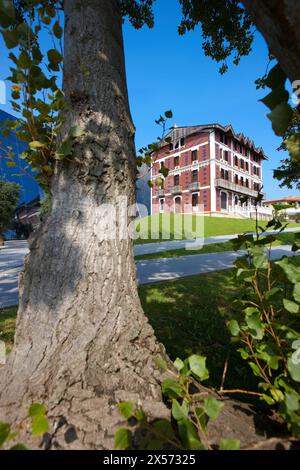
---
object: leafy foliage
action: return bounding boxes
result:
[115,355,239,450]
[0,179,20,236]
[229,209,300,436]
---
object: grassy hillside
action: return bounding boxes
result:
[135,213,299,244]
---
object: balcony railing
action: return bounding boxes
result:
[170,185,183,195]
[158,189,165,197]
[215,178,259,198]
[189,182,200,191]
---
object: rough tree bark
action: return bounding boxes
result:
[0,0,168,449]
[242,0,300,83]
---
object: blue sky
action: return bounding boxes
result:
[0,0,299,200]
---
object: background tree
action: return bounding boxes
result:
[0,179,19,245]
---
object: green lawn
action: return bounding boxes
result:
[135,230,300,261]
[0,306,17,352]
[134,213,300,244]
[139,269,259,394]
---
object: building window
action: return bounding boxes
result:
[253,166,260,177]
[174,196,181,213]
[240,176,244,186]
[254,182,260,191]
[220,133,228,145]
[192,169,198,182]
[246,161,249,172]
[169,143,174,151]
[192,193,199,207]
[234,141,238,151]
[235,195,239,205]
[221,169,229,180]
[160,199,164,212]
[180,137,185,147]
[234,155,238,166]
[191,150,198,162]
[220,148,223,159]
[175,141,179,149]
[174,156,179,167]
[161,178,164,189]
[221,192,228,210]
[240,159,244,169]
[224,150,229,162]
[240,144,243,154]
[235,174,238,184]
[174,174,180,186]
[246,179,249,188]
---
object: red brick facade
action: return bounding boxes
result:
[151,124,267,217]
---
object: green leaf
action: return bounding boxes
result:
[114,428,132,450]
[174,357,184,372]
[287,357,300,382]
[283,298,299,314]
[164,110,173,119]
[69,125,85,138]
[172,399,188,421]
[267,102,293,136]
[154,356,167,371]
[53,20,63,39]
[260,87,289,111]
[265,63,286,89]
[1,29,19,49]
[228,319,240,337]
[284,133,300,160]
[118,401,134,419]
[153,420,175,441]
[0,0,16,28]
[219,438,240,450]
[56,138,74,159]
[188,355,209,381]
[28,403,47,417]
[31,415,49,436]
[265,287,282,302]
[18,51,30,69]
[29,141,46,150]
[47,48,62,65]
[0,422,10,447]
[249,362,263,378]
[177,418,203,450]
[285,393,299,412]
[245,309,264,340]
[203,396,224,421]
[293,283,300,303]
[161,379,183,399]
[276,258,300,284]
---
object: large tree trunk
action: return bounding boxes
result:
[242,0,300,83]
[0,0,167,449]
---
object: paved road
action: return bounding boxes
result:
[134,227,300,256]
[0,241,28,308]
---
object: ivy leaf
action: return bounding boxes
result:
[114,428,132,450]
[267,102,293,136]
[285,393,299,412]
[219,438,240,450]
[287,357,300,382]
[245,308,264,340]
[28,403,47,417]
[188,355,209,381]
[203,396,224,421]
[118,401,134,419]
[283,298,299,314]
[174,357,184,371]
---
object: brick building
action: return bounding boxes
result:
[151,123,272,219]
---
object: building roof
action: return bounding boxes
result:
[264,196,300,205]
[162,123,269,160]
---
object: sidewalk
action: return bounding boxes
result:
[136,245,298,284]
[133,227,300,256]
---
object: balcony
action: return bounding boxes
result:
[189,182,200,191]
[158,188,165,197]
[170,185,183,195]
[215,178,259,198]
